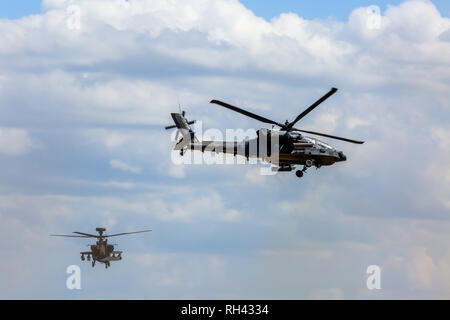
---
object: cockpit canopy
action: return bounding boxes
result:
[257,129,336,150]
[303,137,335,150]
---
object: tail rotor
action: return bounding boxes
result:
[164,112,196,130]
[164,105,197,156]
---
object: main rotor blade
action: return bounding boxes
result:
[103,230,152,238]
[210,100,285,128]
[292,128,365,144]
[50,234,92,238]
[73,232,100,238]
[287,88,338,130]
[165,120,195,130]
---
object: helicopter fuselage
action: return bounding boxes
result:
[183,128,346,171]
[81,239,122,267]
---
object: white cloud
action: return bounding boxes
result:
[0,0,445,88]
[405,246,436,289]
[168,164,186,179]
[431,128,450,150]
[110,159,141,174]
[104,132,129,149]
[0,128,34,156]
[347,117,370,130]
[98,181,135,189]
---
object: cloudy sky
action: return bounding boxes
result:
[0,0,449,299]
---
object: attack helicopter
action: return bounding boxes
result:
[51,227,151,269]
[165,88,364,178]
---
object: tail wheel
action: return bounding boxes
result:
[296,170,303,178]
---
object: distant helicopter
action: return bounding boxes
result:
[165,88,364,178]
[51,228,152,269]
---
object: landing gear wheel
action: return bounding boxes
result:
[296,170,304,178]
[92,260,95,267]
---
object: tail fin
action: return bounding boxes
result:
[169,113,198,150]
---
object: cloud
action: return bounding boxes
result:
[98,181,136,190]
[103,132,129,149]
[0,128,34,155]
[405,247,436,289]
[110,159,141,174]
[168,164,186,179]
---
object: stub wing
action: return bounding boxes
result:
[107,251,123,261]
[80,251,92,255]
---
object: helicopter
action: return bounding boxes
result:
[51,227,152,269]
[165,88,364,178]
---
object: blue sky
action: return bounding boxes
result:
[241,0,450,19]
[1,0,449,20]
[0,0,449,299]
[0,1,41,19]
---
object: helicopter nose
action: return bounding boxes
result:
[338,151,347,161]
